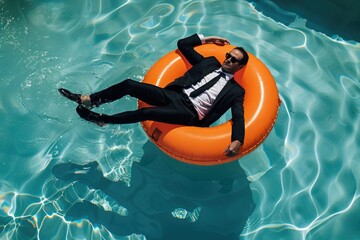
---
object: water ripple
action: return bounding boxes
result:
[1,0,360,239]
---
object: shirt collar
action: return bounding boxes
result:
[216,68,233,80]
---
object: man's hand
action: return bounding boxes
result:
[204,36,230,46]
[224,140,242,157]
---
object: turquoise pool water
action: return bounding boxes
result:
[1,0,360,239]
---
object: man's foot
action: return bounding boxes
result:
[59,88,93,108]
[52,161,106,189]
[76,105,106,126]
[59,88,81,103]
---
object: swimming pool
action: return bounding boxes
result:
[1,0,359,239]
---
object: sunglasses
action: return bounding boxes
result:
[225,53,241,64]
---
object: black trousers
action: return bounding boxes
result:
[90,79,199,125]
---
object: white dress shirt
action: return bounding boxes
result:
[184,69,233,120]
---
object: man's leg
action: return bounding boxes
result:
[59,79,169,108]
[99,105,194,125]
[90,79,170,107]
[77,89,198,126]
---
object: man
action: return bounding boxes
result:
[59,34,249,157]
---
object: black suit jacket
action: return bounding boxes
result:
[165,34,245,144]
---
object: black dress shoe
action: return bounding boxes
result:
[76,105,106,126]
[58,88,81,104]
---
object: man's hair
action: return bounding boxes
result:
[234,47,249,66]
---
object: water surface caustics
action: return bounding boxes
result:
[0,0,359,239]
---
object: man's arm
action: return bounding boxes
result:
[225,94,245,157]
[177,34,230,66]
[177,34,203,66]
[203,36,230,45]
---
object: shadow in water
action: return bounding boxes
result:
[52,141,255,240]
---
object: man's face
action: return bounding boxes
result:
[221,49,244,74]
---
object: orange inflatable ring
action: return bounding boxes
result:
[138,44,281,165]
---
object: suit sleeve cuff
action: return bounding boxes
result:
[198,34,205,44]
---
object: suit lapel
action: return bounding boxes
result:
[191,58,220,83]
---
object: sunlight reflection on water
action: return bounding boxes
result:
[0,0,359,239]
